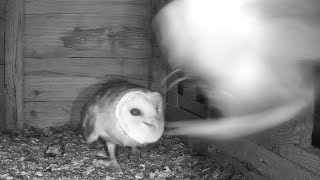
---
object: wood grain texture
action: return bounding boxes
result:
[166,105,320,180]
[277,104,320,176]
[0,0,5,20]
[280,146,320,175]
[178,94,207,118]
[213,139,320,180]
[166,91,178,107]
[25,76,148,128]
[168,104,264,179]
[299,90,315,146]
[0,19,4,65]
[248,115,300,154]
[25,101,85,128]
[5,0,24,130]
[150,49,167,91]
[24,14,150,59]
[149,49,167,107]
[24,76,148,102]
[0,1,4,130]
[249,130,280,154]
[0,65,5,130]
[23,0,152,129]
[250,102,320,176]
[181,81,198,102]
[25,0,147,16]
[206,146,267,180]
[24,57,149,79]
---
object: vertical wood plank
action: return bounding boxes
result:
[0,0,6,20]
[0,18,5,65]
[0,0,5,130]
[5,0,24,130]
[0,65,5,130]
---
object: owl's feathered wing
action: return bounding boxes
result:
[81,79,133,143]
[81,102,99,143]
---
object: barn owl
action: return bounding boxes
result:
[81,79,164,169]
[153,0,320,139]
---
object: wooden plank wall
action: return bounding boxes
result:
[0,0,6,130]
[24,0,151,128]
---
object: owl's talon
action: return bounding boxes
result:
[105,142,122,170]
[109,160,122,170]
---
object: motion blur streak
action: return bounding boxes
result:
[165,98,311,140]
[153,0,320,140]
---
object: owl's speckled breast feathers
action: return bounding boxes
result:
[80,79,164,169]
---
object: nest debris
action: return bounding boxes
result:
[0,124,248,180]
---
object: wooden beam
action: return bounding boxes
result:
[5,0,24,130]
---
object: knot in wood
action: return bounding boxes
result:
[30,110,37,117]
[33,90,40,95]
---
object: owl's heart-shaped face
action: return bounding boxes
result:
[115,91,164,145]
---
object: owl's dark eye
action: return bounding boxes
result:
[130,108,141,116]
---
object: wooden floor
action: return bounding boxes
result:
[165,104,320,180]
[165,104,267,180]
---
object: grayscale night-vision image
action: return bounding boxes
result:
[0,0,319,179]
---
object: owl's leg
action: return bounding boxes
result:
[106,142,121,170]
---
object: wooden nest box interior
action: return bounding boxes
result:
[0,0,320,179]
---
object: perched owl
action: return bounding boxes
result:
[81,79,165,169]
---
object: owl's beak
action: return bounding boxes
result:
[143,117,163,129]
[143,121,156,128]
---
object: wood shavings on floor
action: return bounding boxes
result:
[0,124,249,180]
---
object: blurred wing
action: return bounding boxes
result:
[154,0,320,64]
[155,0,319,139]
[166,98,311,140]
